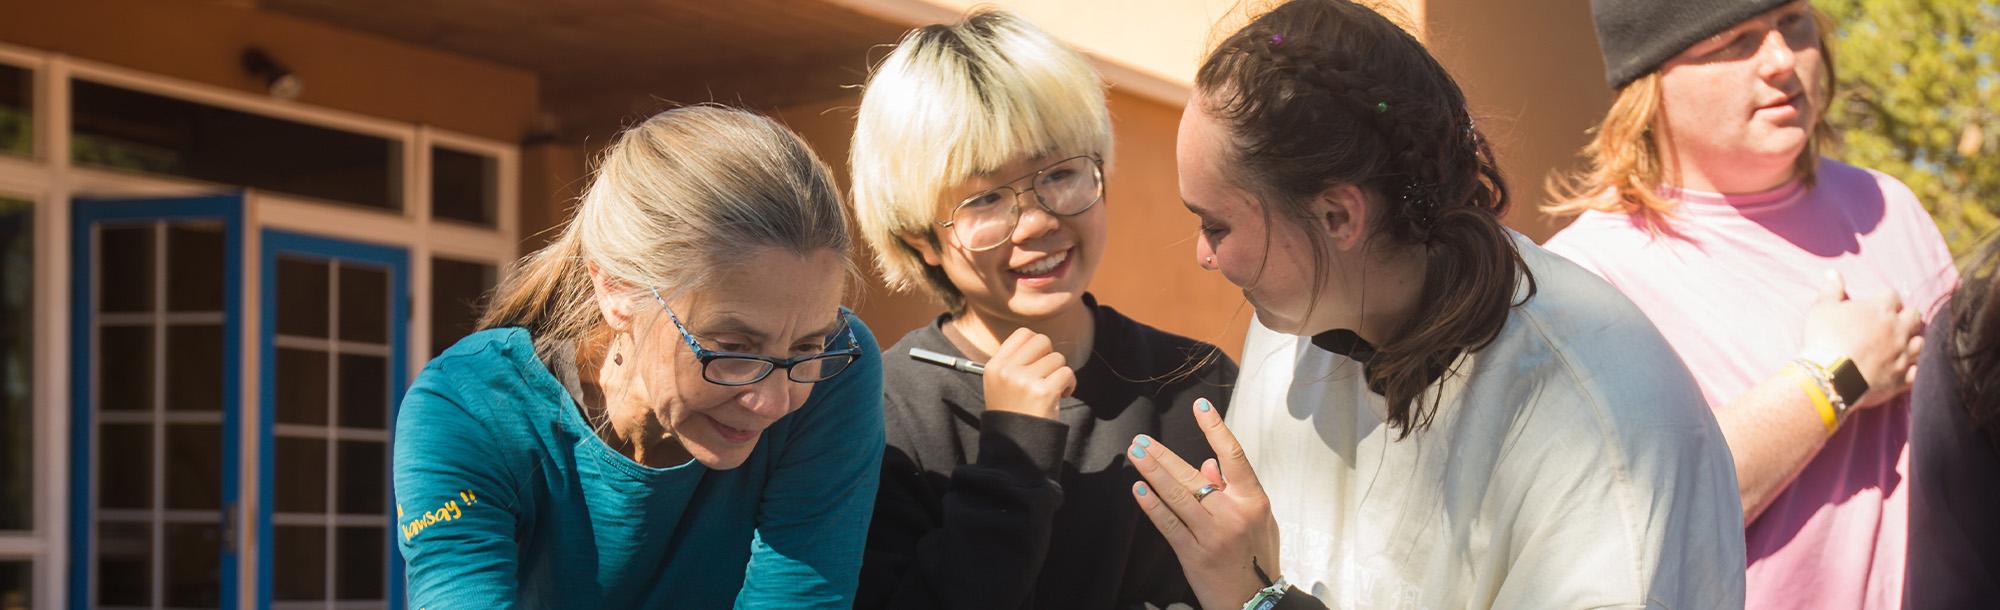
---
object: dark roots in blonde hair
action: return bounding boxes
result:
[1198,0,1534,437]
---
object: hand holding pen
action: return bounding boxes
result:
[912,328,1074,421]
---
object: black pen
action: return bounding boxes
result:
[909,347,985,375]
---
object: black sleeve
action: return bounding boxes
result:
[1270,586,1328,610]
[857,410,1070,610]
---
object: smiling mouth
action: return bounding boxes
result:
[707,415,761,443]
[1010,249,1070,277]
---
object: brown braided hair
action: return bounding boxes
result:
[1197,0,1534,437]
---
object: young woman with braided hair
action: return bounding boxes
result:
[1125,1,1746,608]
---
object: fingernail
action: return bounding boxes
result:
[1196,398,1213,412]
[1130,444,1147,459]
[1135,435,1153,448]
[1136,483,1149,496]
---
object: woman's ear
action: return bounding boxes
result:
[1311,183,1372,252]
[900,232,944,266]
[588,261,636,332]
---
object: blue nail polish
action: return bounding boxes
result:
[1197,398,1213,412]
[1130,444,1147,459]
[1135,436,1153,448]
[1136,484,1149,496]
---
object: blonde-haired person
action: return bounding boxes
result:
[392,106,885,608]
[849,10,1236,609]
[1544,1,1955,607]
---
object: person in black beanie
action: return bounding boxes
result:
[1545,1,1957,609]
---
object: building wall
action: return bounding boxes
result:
[0,0,538,143]
[1423,0,1608,241]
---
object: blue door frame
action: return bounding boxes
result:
[68,194,246,609]
[258,229,409,610]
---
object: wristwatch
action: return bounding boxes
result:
[1808,354,1864,410]
[1242,576,1289,610]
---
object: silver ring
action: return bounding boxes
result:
[1193,484,1221,502]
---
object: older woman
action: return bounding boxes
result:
[393,106,884,608]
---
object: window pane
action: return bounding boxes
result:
[431,146,497,226]
[337,264,388,344]
[97,521,151,606]
[335,527,385,600]
[431,257,495,357]
[164,423,221,510]
[338,355,386,430]
[163,522,222,607]
[276,257,329,339]
[99,225,154,314]
[0,64,29,157]
[98,325,153,412]
[99,424,152,510]
[336,440,385,515]
[166,222,225,312]
[71,79,403,211]
[164,324,223,412]
[274,436,327,513]
[0,199,30,530]
[273,526,326,601]
[275,348,328,426]
[0,560,28,609]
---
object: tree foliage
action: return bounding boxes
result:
[1818,0,1999,254]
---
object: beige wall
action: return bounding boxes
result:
[1423,0,1607,241]
[0,0,538,143]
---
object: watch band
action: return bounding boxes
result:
[1242,576,1289,610]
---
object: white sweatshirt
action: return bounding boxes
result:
[1228,233,1745,610]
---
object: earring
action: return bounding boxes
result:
[1204,255,1216,267]
[613,352,624,366]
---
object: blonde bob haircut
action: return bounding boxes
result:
[1547,8,1838,227]
[849,9,1113,310]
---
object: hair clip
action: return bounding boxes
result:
[1269,34,1285,46]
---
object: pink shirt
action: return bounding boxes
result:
[1544,158,1956,610]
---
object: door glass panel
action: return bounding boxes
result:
[430,257,495,357]
[97,325,153,412]
[164,324,223,412]
[0,560,28,609]
[337,265,388,344]
[0,198,30,530]
[336,440,385,515]
[98,423,151,510]
[99,225,153,314]
[274,437,327,513]
[163,423,221,510]
[274,348,328,426]
[338,354,387,430]
[335,526,385,600]
[272,526,326,601]
[162,522,222,607]
[276,257,329,339]
[96,521,151,606]
[166,222,225,312]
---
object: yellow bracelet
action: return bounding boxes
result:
[1789,363,1840,433]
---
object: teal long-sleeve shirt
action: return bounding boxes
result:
[392,321,884,608]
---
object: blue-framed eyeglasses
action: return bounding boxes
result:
[651,289,861,386]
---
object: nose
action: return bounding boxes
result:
[1756,28,1797,80]
[1009,195,1062,244]
[735,373,799,420]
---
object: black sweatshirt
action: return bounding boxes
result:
[857,297,1238,610]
